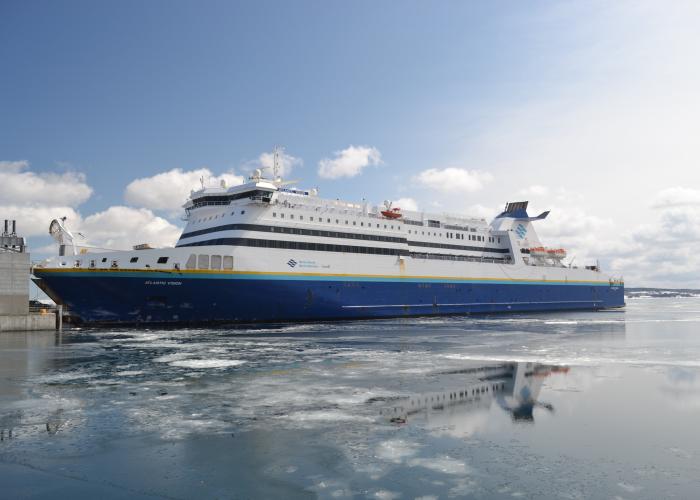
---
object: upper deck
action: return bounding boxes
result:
[183,176,491,234]
[38,170,610,279]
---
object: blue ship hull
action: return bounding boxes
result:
[34,270,625,325]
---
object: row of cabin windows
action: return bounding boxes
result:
[407,230,497,243]
[179,236,509,257]
[271,211,499,243]
[194,210,246,224]
[81,254,232,270]
[180,223,405,243]
[80,255,171,268]
[127,256,169,264]
[409,252,511,264]
[272,212,404,231]
[192,206,491,240]
[193,209,499,246]
[184,254,234,270]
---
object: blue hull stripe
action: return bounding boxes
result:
[34,270,626,325]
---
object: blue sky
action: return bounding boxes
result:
[3,1,700,287]
[1,1,564,209]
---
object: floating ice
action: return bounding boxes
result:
[407,456,470,475]
[169,359,247,369]
[376,439,420,463]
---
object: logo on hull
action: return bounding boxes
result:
[287,259,297,268]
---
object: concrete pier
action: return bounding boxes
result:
[0,313,56,332]
[1,220,57,332]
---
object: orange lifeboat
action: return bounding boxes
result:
[528,247,548,258]
[547,248,567,259]
[381,207,402,219]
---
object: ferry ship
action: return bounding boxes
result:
[33,158,624,325]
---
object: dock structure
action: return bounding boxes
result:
[1,220,57,332]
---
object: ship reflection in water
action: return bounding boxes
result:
[381,362,567,428]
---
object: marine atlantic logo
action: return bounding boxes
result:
[287,259,297,268]
[515,223,527,239]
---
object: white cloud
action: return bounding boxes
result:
[462,203,497,220]
[257,150,302,178]
[0,160,92,206]
[0,160,30,173]
[429,2,700,286]
[391,197,418,211]
[0,205,81,237]
[0,161,183,256]
[518,185,549,197]
[414,167,493,193]
[613,203,700,287]
[78,206,182,250]
[4,205,180,253]
[535,205,618,265]
[318,145,382,179]
[652,187,700,209]
[124,167,245,214]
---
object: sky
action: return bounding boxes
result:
[2,0,700,288]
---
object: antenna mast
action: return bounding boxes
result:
[273,145,283,181]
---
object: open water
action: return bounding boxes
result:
[2,297,700,499]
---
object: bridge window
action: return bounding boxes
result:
[210,255,222,270]
[223,256,233,270]
[157,256,169,264]
[198,254,209,269]
[186,254,196,269]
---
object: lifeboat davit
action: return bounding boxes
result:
[381,207,402,219]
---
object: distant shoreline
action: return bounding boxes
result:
[626,287,700,298]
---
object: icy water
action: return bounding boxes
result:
[2,299,700,499]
